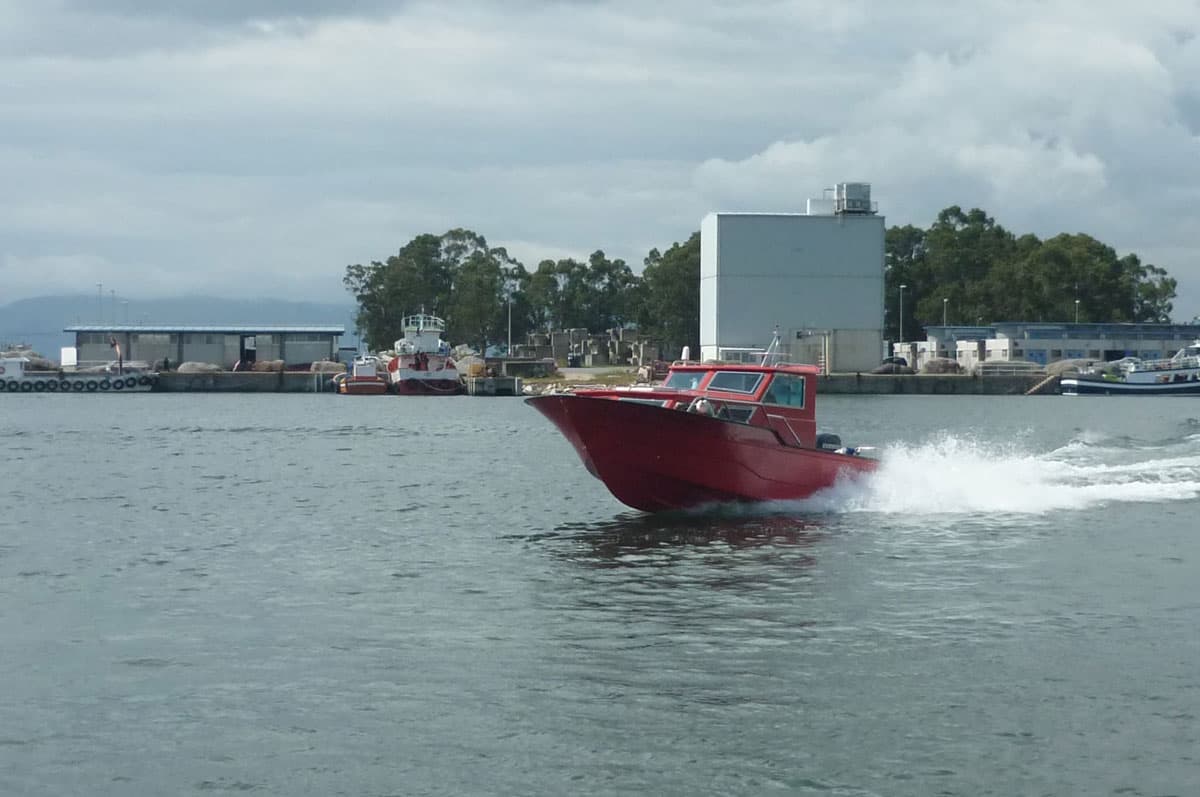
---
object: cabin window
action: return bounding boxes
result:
[707,371,763,394]
[664,371,702,390]
[762,374,806,408]
[716,403,757,423]
[618,398,668,407]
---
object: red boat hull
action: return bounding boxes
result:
[338,378,389,395]
[526,394,877,512]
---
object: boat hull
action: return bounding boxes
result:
[2,373,157,394]
[526,394,876,512]
[392,377,464,395]
[1061,377,1200,396]
[337,378,390,395]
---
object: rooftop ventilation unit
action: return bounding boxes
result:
[833,182,875,214]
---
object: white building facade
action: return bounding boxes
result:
[700,184,885,373]
[64,325,344,369]
[896,322,1200,373]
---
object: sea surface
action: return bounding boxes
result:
[1,393,1198,796]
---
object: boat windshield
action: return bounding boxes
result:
[664,371,703,390]
[707,371,763,394]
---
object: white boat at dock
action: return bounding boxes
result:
[1061,341,1200,395]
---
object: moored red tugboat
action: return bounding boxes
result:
[385,313,464,395]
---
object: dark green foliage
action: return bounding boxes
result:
[346,209,1175,353]
[886,207,1176,338]
[634,232,701,357]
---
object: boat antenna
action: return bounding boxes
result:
[761,326,782,366]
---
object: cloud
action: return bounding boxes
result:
[2,0,1199,319]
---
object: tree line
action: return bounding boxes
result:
[344,207,1177,355]
[886,207,1177,342]
[343,228,699,355]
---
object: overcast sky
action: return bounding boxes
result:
[2,0,1199,319]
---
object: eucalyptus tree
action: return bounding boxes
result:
[635,232,700,357]
[345,228,520,351]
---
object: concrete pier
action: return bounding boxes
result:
[464,376,522,396]
[157,371,335,393]
[816,373,1043,395]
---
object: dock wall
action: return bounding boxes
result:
[157,372,334,393]
[153,371,1048,395]
[816,373,1042,395]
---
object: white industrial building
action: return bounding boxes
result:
[700,183,885,372]
[896,322,1200,373]
[64,325,344,369]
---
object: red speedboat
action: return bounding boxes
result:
[526,360,877,512]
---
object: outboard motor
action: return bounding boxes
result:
[816,433,842,451]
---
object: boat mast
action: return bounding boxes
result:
[761,326,782,366]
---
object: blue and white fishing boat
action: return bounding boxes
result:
[1061,341,1200,395]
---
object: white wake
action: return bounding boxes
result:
[795,431,1200,516]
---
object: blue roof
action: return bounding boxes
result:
[64,325,344,334]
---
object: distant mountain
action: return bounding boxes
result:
[0,294,359,356]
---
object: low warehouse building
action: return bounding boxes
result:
[64,325,344,369]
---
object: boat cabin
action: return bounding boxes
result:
[351,356,380,379]
[578,361,822,448]
[1121,339,1200,385]
[0,357,29,380]
[394,313,452,356]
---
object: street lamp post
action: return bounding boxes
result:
[1075,298,1080,324]
[899,284,907,345]
[943,297,948,328]
[96,282,103,323]
[502,276,516,364]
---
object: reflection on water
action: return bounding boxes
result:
[552,509,824,559]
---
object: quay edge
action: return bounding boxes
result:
[156,371,336,393]
[145,370,1049,395]
[816,373,1045,395]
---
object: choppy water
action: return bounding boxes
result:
[1,393,1198,796]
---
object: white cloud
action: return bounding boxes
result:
[1,0,1199,318]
